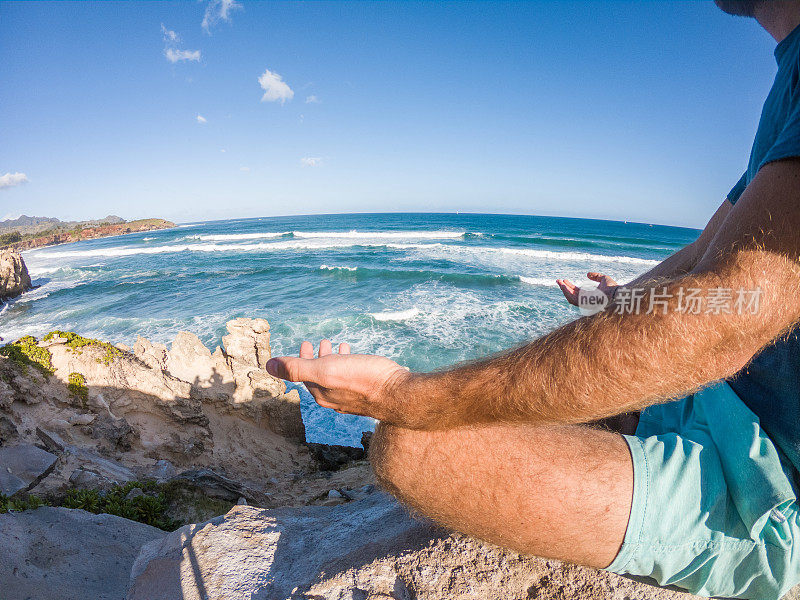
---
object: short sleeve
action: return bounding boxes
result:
[760,99,800,172]
[727,172,748,205]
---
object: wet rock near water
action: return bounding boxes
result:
[0,249,32,300]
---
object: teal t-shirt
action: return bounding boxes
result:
[727,23,800,472]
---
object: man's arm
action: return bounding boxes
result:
[266,161,800,430]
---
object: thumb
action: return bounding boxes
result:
[266,356,313,382]
[587,272,604,282]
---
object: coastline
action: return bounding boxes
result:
[5,218,176,253]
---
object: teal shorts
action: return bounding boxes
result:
[606,381,800,600]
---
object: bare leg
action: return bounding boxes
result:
[370,422,633,569]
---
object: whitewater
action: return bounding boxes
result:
[1,213,699,445]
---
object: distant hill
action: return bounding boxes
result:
[0,215,125,236]
[0,216,175,250]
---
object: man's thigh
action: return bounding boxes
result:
[370,422,633,569]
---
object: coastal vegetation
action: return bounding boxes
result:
[0,479,222,531]
[0,335,54,374]
[43,330,122,365]
[67,372,88,406]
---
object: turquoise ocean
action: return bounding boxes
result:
[1,213,699,445]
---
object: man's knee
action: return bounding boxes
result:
[368,423,426,495]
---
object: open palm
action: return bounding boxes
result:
[556,272,618,306]
[266,340,413,424]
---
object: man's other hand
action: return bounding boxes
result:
[556,272,618,306]
[266,340,416,425]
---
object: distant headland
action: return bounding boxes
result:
[0,215,175,251]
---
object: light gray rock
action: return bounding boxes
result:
[150,459,177,482]
[222,317,272,370]
[132,336,169,372]
[68,412,96,426]
[125,487,144,501]
[127,493,707,600]
[0,443,57,496]
[171,467,271,505]
[0,250,32,300]
[167,331,215,385]
[0,506,165,600]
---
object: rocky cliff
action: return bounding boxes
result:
[0,250,32,300]
[1,320,796,600]
[4,217,175,251]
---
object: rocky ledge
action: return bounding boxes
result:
[0,249,32,300]
[0,320,793,599]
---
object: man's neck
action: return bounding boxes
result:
[755,1,800,43]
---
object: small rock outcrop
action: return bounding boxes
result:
[128,492,703,600]
[0,319,329,508]
[0,443,57,496]
[0,506,165,600]
[0,249,32,299]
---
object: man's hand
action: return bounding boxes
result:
[266,340,420,426]
[556,272,618,306]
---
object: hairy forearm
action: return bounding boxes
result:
[399,250,800,429]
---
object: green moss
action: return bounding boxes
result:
[0,336,54,375]
[0,493,48,513]
[67,372,88,407]
[43,330,121,365]
[61,480,180,531]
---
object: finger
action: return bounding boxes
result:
[561,279,578,296]
[266,356,317,382]
[299,341,314,359]
[587,272,604,281]
[338,342,351,355]
[319,339,333,357]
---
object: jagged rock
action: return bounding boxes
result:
[1,506,165,600]
[127,493,704,600]
[0,414,19,445]
[132,336,169,371]
[0,318,312,506]
[89,414,136,452]
[0,443,57,496]
[67,413,96,426]
[150,459,177,482]
[166,331,215,384]
[0,250,32,300]
[307,442,366,471]
[361,430,373,452]
[222,317,272,369]
[171,467,271,505]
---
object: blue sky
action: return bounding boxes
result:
[0,1,781,228]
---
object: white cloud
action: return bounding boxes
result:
[162,24,200,63]
[300,157,322,167]
[220,149,227,153]
[161,24,180,43]
[196,114,207,124]
[239,166,250,172]
[165,47,201,63]
[1,213,22,221]
[258,68,294,104]
[202,0,242,33]
[0,172,29,190]
[305,95,320,104]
